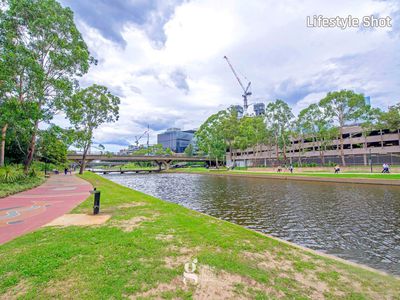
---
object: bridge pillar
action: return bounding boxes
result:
[162,160,172,170]
[154,161,163,170]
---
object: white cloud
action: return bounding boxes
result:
[58,0,400,151]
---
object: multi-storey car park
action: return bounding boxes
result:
[227,125,400,167]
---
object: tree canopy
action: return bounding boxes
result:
[65,84,120,174]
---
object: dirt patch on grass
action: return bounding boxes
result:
[131,265,281,299]
[117,202,146,209]
[242,250,293,272]
[164,246,200,269]
[44,214,111,227]
[292,272,328,299]
[43,277,82,298]
[156,234,174,241]
[0,280,31,300]
[131,277,188,299]
[165,256,188,269]
[111,214,159,232]
[193,265,272,299]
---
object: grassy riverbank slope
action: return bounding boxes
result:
[0,173,399,299]
[170,167,400,180]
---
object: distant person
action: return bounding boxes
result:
[289,164,294,173]
[277,166,282,173]
[334,165,340,174]
[64,167,68,175]
[382,163,390,173]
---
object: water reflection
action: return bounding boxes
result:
[103,173,400,275]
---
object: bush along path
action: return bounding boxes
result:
[0,172,399,299]
[0,166,45,198]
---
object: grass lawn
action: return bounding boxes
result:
[234,171,400,180]
[0,172,399,299]
[0,176,45,198]
[170,167,400,180]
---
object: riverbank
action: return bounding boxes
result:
[0,172,398,298]
[169,168,400,186]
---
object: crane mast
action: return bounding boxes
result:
[223,55,252,114]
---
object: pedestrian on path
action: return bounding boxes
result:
[64,167,68,175]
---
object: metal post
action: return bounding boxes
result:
[92,188,101,215]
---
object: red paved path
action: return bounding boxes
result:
[0,175,92,244]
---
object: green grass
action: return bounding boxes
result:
[170,167,400,180]
[234,171,400,180]
[0,176,45,198]
[0,172,399,299]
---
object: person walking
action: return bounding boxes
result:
[334,164,340,174]
[382,163,390,173]
[64,167,68,175]
[289,164,294,173]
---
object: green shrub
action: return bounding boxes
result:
[0,165,27,183]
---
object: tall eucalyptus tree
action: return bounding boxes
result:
[2,0,94,171]
[319,90,367,166]
[265,99,293,163]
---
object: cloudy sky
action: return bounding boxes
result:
[58,0,400,151]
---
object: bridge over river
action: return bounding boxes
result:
[67,154,210,170]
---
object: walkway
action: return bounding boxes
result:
[0,174,92,244]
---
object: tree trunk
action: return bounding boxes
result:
[363,134,367,166]
[24,119,40,173]
[229,143,235,168]
[0,124,8,167]
[79,142,91,174]
[268,145,272,166]
[282,141,287,163]
[339,126,345,166]
[298,138,302,167]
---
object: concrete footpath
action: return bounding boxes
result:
[0,175,92,244]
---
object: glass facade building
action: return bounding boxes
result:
[157,128,196,153]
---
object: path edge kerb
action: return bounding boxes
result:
[173,171,400,186]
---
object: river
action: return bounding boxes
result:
[103,173,400,275]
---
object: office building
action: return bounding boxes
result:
[157,128,196,153]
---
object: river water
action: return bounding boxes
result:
[103,173,400,275]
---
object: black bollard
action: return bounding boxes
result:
[93,188,101,215]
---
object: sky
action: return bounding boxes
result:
[57,0,400,152]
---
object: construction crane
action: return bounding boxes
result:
[134,125,150,148]
[223,55,252,115]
